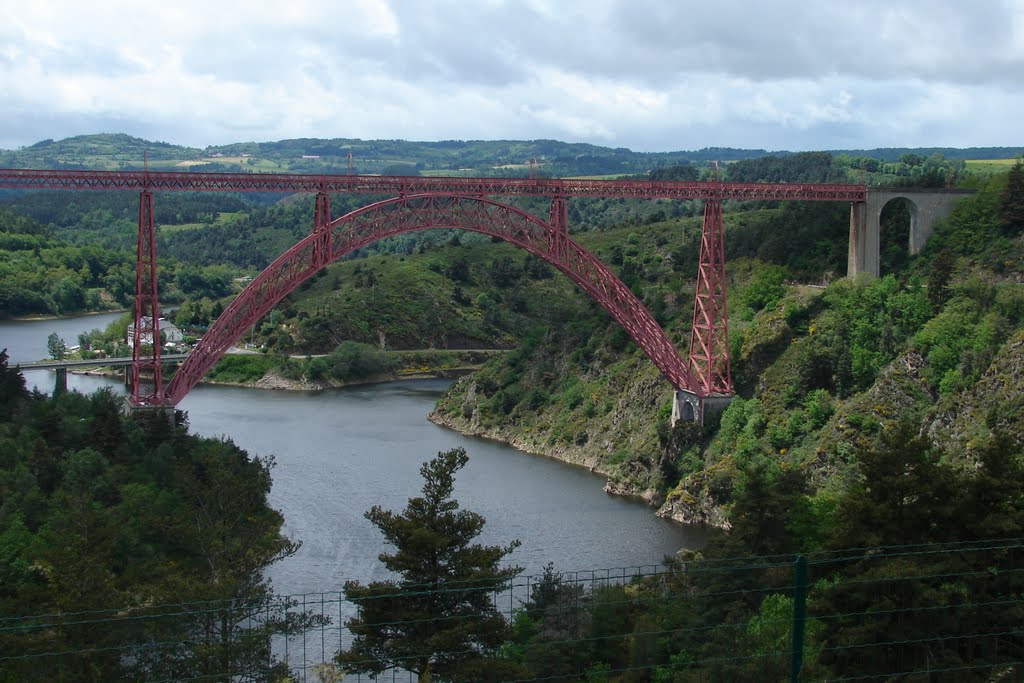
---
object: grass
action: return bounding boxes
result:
[159,223,205,233]
[159,211,246,232]
[420,169,478,177]
[965,158,1023,174]
[206,354,276,383]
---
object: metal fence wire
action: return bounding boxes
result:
[1,539,1022,682]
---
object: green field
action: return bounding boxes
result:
[965,158,1022,174]
[565,173,634,180]
[419,169,477,177]
[159,211,246,232]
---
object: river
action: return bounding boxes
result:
[2,313,711,597]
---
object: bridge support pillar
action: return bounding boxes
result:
[312,191,332,267]
[54,367,67,395]
[847,201,878,278]
[688,199,732,393]
[123,398,176,424]
[131,189,164,403]
[672,390,733,426]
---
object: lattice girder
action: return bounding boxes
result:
[687,200,732,394]
[130,190,164,404]
[165,195,700,404]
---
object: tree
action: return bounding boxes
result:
[830,422,957,549]
[337,448,522,683]
[46,332,67,360]
[0,349,27,420]
[927,246,955,311]
[649,164,699,181]
[444,257,471,283]
[1000,158,1024,236]
[900,152,923,167]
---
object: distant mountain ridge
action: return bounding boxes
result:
[2,133,1020,177]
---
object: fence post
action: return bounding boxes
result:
[790,555,808,683]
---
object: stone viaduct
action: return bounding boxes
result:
[848,188,973,277]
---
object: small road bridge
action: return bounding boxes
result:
[0,168,967,422]
[16,354,191,370]
[15,354,191,395]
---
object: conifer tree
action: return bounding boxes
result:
[337,448,521,683]
[1000,158,1024,236]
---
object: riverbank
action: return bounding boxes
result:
[426,404,710,512]
[8,308,128,322]
[64,342,722,529]
[203,366,479,391]
[39,370,705,594]
[427,374,732,530]
[429,407,728,528]
[70,353,489,392]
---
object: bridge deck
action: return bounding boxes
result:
[17,354,190,370]
[0,168,867,202]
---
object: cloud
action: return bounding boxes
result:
[1,0,1022,151]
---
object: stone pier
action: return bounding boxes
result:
[672,390,733,426]
[848,189,972,277]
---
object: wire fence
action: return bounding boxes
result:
[1,540,1022,682]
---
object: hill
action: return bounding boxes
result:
[431,162,1024,530]
[2,132,1021,177]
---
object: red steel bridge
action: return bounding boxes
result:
[0,168,866,420]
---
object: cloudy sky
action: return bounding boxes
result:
[2,0,1023,153]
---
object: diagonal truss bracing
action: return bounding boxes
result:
[130,191,164,404]
[688,200,731,395]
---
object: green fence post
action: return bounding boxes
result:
[790,555,808,683]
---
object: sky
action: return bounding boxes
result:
[1,0,1023,153]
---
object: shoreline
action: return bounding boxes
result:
[69,365,478,392]
[427,405,730,531]
[7,309,128,323]
[67,362,726,531]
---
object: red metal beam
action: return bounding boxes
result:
[130,191,165,404]
[688,200,731,395]
[165,194,701,404]
[0,167,867,202]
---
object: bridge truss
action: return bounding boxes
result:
[0,168,866,408]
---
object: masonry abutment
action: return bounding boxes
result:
[671,390,734,426]
[850,189,969,278]
[848,200,880,277]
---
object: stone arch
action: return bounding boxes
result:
[850,189,971,277]
[877,194,921,251]
[165,194,699,404]
[877,195,918,272]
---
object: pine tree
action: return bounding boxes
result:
[927,246,955,311]
[1000,158,1024,236]
[337,448,522,683]
[0,349,27,420]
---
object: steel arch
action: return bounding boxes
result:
[165,194,700,404]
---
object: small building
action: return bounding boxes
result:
[126,316,184,349]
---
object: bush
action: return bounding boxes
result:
[327,341,391,382]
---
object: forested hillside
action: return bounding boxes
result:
[418,160,1024,680]
[1,135,1023,679]
[0,353,318,680]
[3,132,1020,177]
[0,207,236,318]
[0,132,743,176]
[7,139,1016,321]
[432,160,1024,524]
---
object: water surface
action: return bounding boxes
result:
[4,314,712,597]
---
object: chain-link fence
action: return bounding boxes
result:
[2,540,1021,682]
